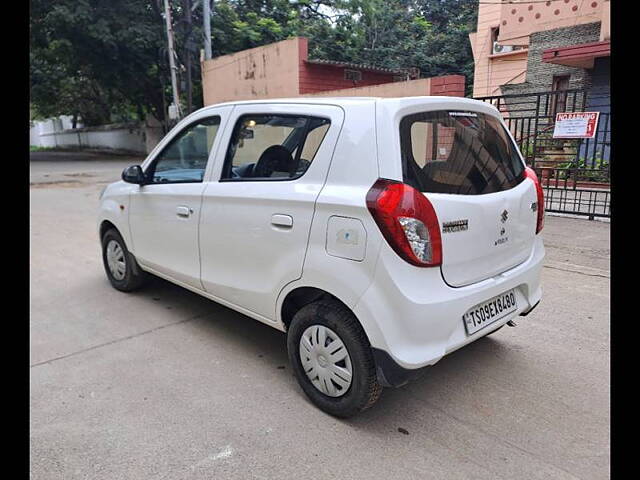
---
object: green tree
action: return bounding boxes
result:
[30,0,479,127]
[30,0,172,126]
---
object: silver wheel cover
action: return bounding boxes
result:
[299,325,353,397]
[106,240,126,281]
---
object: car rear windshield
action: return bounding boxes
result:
[400,110,525,195]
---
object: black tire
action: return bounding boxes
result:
[101,228,148,292]
[287,299,382,418]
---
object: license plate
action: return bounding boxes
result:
[463,289,517,335]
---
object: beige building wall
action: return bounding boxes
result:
[304,78,433,98]
[201,37,301,106]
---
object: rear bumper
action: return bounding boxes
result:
[353,236,544,385]
[371,301,540,387]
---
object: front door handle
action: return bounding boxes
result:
[176,206,192,218]
[271,214,293,228]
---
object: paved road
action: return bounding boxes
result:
[29,150,142,186]
[30,153,610,479]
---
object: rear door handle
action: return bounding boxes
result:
[176,206,192,218]
[271,214,293,228]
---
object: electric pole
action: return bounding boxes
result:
[163,0,182,121]
[203,0,212,60]
[184,0,193,114]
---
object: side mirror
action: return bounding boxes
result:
[122,165,146,185]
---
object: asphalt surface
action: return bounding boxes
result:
[30,151,610,479]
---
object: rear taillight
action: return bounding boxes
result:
[524,167,545,234]
[366,179,442,267]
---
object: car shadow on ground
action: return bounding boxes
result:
[129,274,524,426]
[132,273,290,360]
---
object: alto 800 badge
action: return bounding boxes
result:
[442,219,468,233]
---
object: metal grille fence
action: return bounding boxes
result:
[475,89,610,219]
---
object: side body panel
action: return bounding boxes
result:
[276,102,384,327]
[199,103,345,321]
[127,106,234,288]
[128,183,207,287]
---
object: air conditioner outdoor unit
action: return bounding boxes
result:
[493,41,514,54]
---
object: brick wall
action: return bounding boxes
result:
[299,63,398,94]
[297,38,397,94]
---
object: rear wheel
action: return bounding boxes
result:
[287,299,382,418]
[101,228,147,292]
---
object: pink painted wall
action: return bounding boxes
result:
[470,3,528,98]
[201,38,301,105]
[499,0,606,44]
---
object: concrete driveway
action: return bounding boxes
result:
[30,153,610,479]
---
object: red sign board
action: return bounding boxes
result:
[552,112,600,139]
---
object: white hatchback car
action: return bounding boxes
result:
[98,96,544,417]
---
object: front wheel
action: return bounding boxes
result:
[287,299,382,418]
[101,228,147,292]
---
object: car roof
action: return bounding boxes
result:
[200,95,497,112]
[201,97,377,110]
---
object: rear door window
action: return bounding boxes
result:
[220,114,330,181]
[400,111,525,195]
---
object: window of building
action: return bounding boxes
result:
[344,69,362,82]
[491,27,501,54]
[490,26,526,55]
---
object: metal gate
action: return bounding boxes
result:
[475,89,610,219]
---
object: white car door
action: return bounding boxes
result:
[128,106,232,288]
[199,103,344,321]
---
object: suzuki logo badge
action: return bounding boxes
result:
[501,210,509,223]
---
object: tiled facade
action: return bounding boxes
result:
[501,22,602,96]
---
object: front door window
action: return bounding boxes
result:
[146,116,221,184]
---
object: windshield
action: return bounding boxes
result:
[400,110,525,195]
